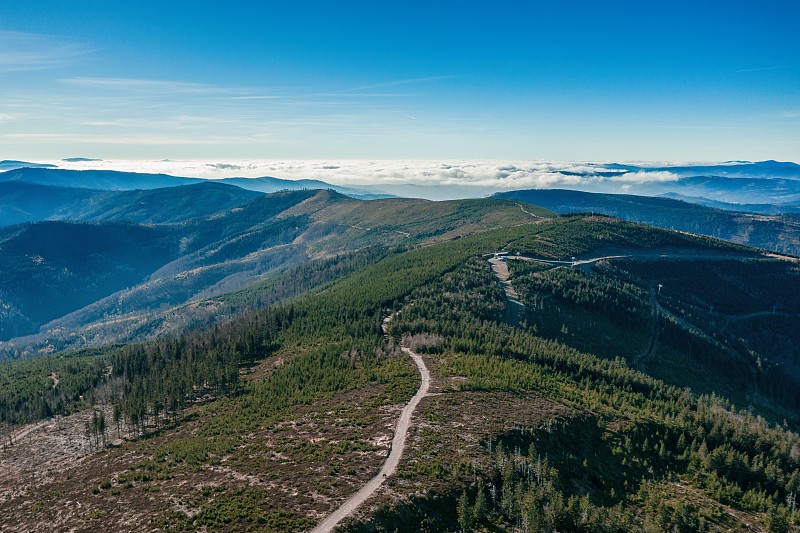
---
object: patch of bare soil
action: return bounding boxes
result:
[0,380,407,532]
[0,407,112,506]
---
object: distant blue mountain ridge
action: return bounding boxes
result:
[0,166,392,199]
[2,159,798,205]
[0,160,57,171]
[586,160,800,179]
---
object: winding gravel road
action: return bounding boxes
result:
[310,344,430,532]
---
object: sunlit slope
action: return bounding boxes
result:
[0,190,550,355]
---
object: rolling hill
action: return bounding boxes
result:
[548,160,800,205]
[651,175,800,205]
[0,182,100,226]
[0,221,180,340]
[598,159,800,180]
[217,176,390,199]
[658,192,800,215]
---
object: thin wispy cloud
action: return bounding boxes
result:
[224,95,282,100]
[60,77,245,95]
[78,115,249,128]
[340,75,457,93]
[735,66,781,73]
[0,30,91,72]
[56,77,414,113]
[0,75,391,149]
[4,133,269,145]
[319,93,409,98]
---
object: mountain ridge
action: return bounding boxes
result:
[0,166,392,199]
[494,188,800,256]
[0,181,263,226]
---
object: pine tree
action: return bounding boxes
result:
[473,484,488,524]
[457,490,472,532]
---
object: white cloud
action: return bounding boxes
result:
[611,171,680,183]
[35,159,696,198]
[23,158,736,200]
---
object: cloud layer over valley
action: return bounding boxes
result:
[45,159,694,199]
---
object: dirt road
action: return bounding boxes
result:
[516,203,546,219]
[488,257,526,326]
[310,342,430,532]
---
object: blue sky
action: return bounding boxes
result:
[1,0,798,161]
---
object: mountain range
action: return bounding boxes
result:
[2,204,798,532]
[592,159,800,179]
[0,166,390,200]
[3,163,800,356]
[0,186,544,356]
[5,159,800,205]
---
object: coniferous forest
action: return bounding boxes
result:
[2,213,799,531]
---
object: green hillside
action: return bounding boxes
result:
[1,216,798,532]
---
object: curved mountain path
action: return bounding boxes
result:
[516,202,547,219]
[311,323,430,533]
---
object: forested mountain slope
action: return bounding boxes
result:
[0,191,547,356]
[0,182,99,226]
[659,192,800,215]
[495,188,800,256]
[0,221,181,340]
[0,167,201,190]
[0,181,262,226]
[1,216,798,532]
